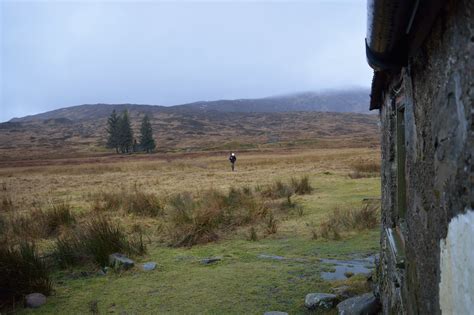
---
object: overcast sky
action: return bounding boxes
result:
[0,0,371,122]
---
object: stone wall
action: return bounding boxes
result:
[378,0,473,314]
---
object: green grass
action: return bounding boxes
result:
[22,233,379,314]
[18,173,380,314]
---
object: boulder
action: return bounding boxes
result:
[109,253,134,270]
[263,312,288,315]
[305,293,337,310]
[200,257,221,265]
[25,293,46,308]
[142,262,157,271]
[336,292,380,315]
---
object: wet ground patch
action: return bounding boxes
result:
[320,254,376,280]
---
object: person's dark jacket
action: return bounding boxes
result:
[229,155,236,163]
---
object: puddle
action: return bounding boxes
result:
[320,255,376,280]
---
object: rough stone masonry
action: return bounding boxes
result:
[366,0,473,313]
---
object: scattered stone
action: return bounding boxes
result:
[336,292,380,315]
[332,285,353,299]
[97,267,108,276]
[304,293,337,310]
[25,293,46,308]
[258,254,285,260]
[344,271,354,278]
[200,257,221,265]
[109,253,134,270]
[263,312,288,315]
[142,262,157,271]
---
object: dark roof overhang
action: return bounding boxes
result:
[365,0,445,110]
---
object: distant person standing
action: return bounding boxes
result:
[229,153,237,171]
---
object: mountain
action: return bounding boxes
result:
[177,90,370,113]
[9,89,370,123]
[1,89,378,162]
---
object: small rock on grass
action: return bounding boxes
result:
[336,292,380,315]
[142,262,157,271]
[109,253,134,270]
[200,257,221,265]
[264,312,288,315]
[305,293,337,310]
[97,267,108,276]
[25,293,46,308]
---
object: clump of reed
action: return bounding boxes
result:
[0,242,52,305]
[290,176,313,195]
[92,188,163,217]
[54,217,145,268]
[167,187,267,247]
[1,201,76,242]
[261,176,313,199]
[349,160,381,179]
[319,204,380,240]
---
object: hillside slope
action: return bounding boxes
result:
[0,108,379,162]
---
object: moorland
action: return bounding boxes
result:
[0,101,381,314]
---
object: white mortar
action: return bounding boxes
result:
[439,209,474,313]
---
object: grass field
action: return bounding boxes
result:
[0,147,381,314]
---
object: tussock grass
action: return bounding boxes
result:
[0,242,52,305]
[319,204,380,240]
[290,176,313,195]
[167,188,268,247]
[92,189,163,217]
[2,201,76,241]
[54,217,145,268]
[8,214,35,240]
[34,201,76,236]
[264,212,278,235]
[261,180,293,199]
[349,160,380,178]
[1,195,14,212]
[262,176,313,200]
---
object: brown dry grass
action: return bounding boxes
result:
[0,146,381,312]
[348,159,381,179]
[0,148,379,213]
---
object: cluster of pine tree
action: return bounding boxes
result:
[106,110,156,153]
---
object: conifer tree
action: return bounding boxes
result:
[118,110,134,153]
[139,114,156,153]
[106,110,120,153]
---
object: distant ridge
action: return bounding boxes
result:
[10,89,370,122]
[178,89,370,114]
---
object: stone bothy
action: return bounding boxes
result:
[365,0,473,314]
